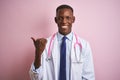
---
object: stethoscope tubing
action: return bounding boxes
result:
[46,33,82,61]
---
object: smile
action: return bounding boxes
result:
[61,26,68,29]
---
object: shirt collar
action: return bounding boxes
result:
[57,32,73,41]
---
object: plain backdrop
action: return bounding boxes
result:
[0,0,120,80]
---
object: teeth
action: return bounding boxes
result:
[62,26,68,28]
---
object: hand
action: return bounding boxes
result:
[31,37,47,69]
[31,37,47,56]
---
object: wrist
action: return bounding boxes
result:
[34,54,41,69]
[35,49,42,55]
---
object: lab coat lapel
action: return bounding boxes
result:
[70,34,83,80]
[71,34,81,62]
[71,34,76,62]
[51,34,60,80]
[70,34,76,80]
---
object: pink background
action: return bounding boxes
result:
[0,0,120,80]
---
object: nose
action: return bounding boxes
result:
[62,18,67,24]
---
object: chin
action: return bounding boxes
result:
[59,28,71,35]
[61,31,71,35]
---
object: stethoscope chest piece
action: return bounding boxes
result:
[46,56,52,61]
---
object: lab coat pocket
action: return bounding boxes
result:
[45,57,55,80]
[71,59,83,80]
[71,58,83,70]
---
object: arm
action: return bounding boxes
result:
[29,62,43,80]
[29,37,47,80]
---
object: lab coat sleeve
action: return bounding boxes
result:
[82,42,95,80]
[29,49,45,80]
[29,63,43,80]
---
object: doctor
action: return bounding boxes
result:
[29,4,95,80]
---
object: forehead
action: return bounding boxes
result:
[56,8,73,16]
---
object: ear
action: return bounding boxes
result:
[54,17,57,23]
[72,16,75,23]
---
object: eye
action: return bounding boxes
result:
[57,17,63,21]
[66,16,72,20]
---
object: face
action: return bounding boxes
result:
[55,8,75,35]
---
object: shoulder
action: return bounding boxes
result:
[74,34,91,50]
[45,33,57,48]
[75,34,92,57]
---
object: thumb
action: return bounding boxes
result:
[31,37,36,44]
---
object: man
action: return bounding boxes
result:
[29,4,95,80]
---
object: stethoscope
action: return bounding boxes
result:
[46,32,82,62]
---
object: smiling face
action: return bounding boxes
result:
[55,8,75,35]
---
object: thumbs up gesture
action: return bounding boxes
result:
[31,37,47,69]
[31,37,47,55]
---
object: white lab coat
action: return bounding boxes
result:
[29,33,95,80]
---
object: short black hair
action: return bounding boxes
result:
[56,4,73,13]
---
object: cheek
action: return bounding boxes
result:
[70,20,74,24]
[68,20,73,24]
[56,22,61,25]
